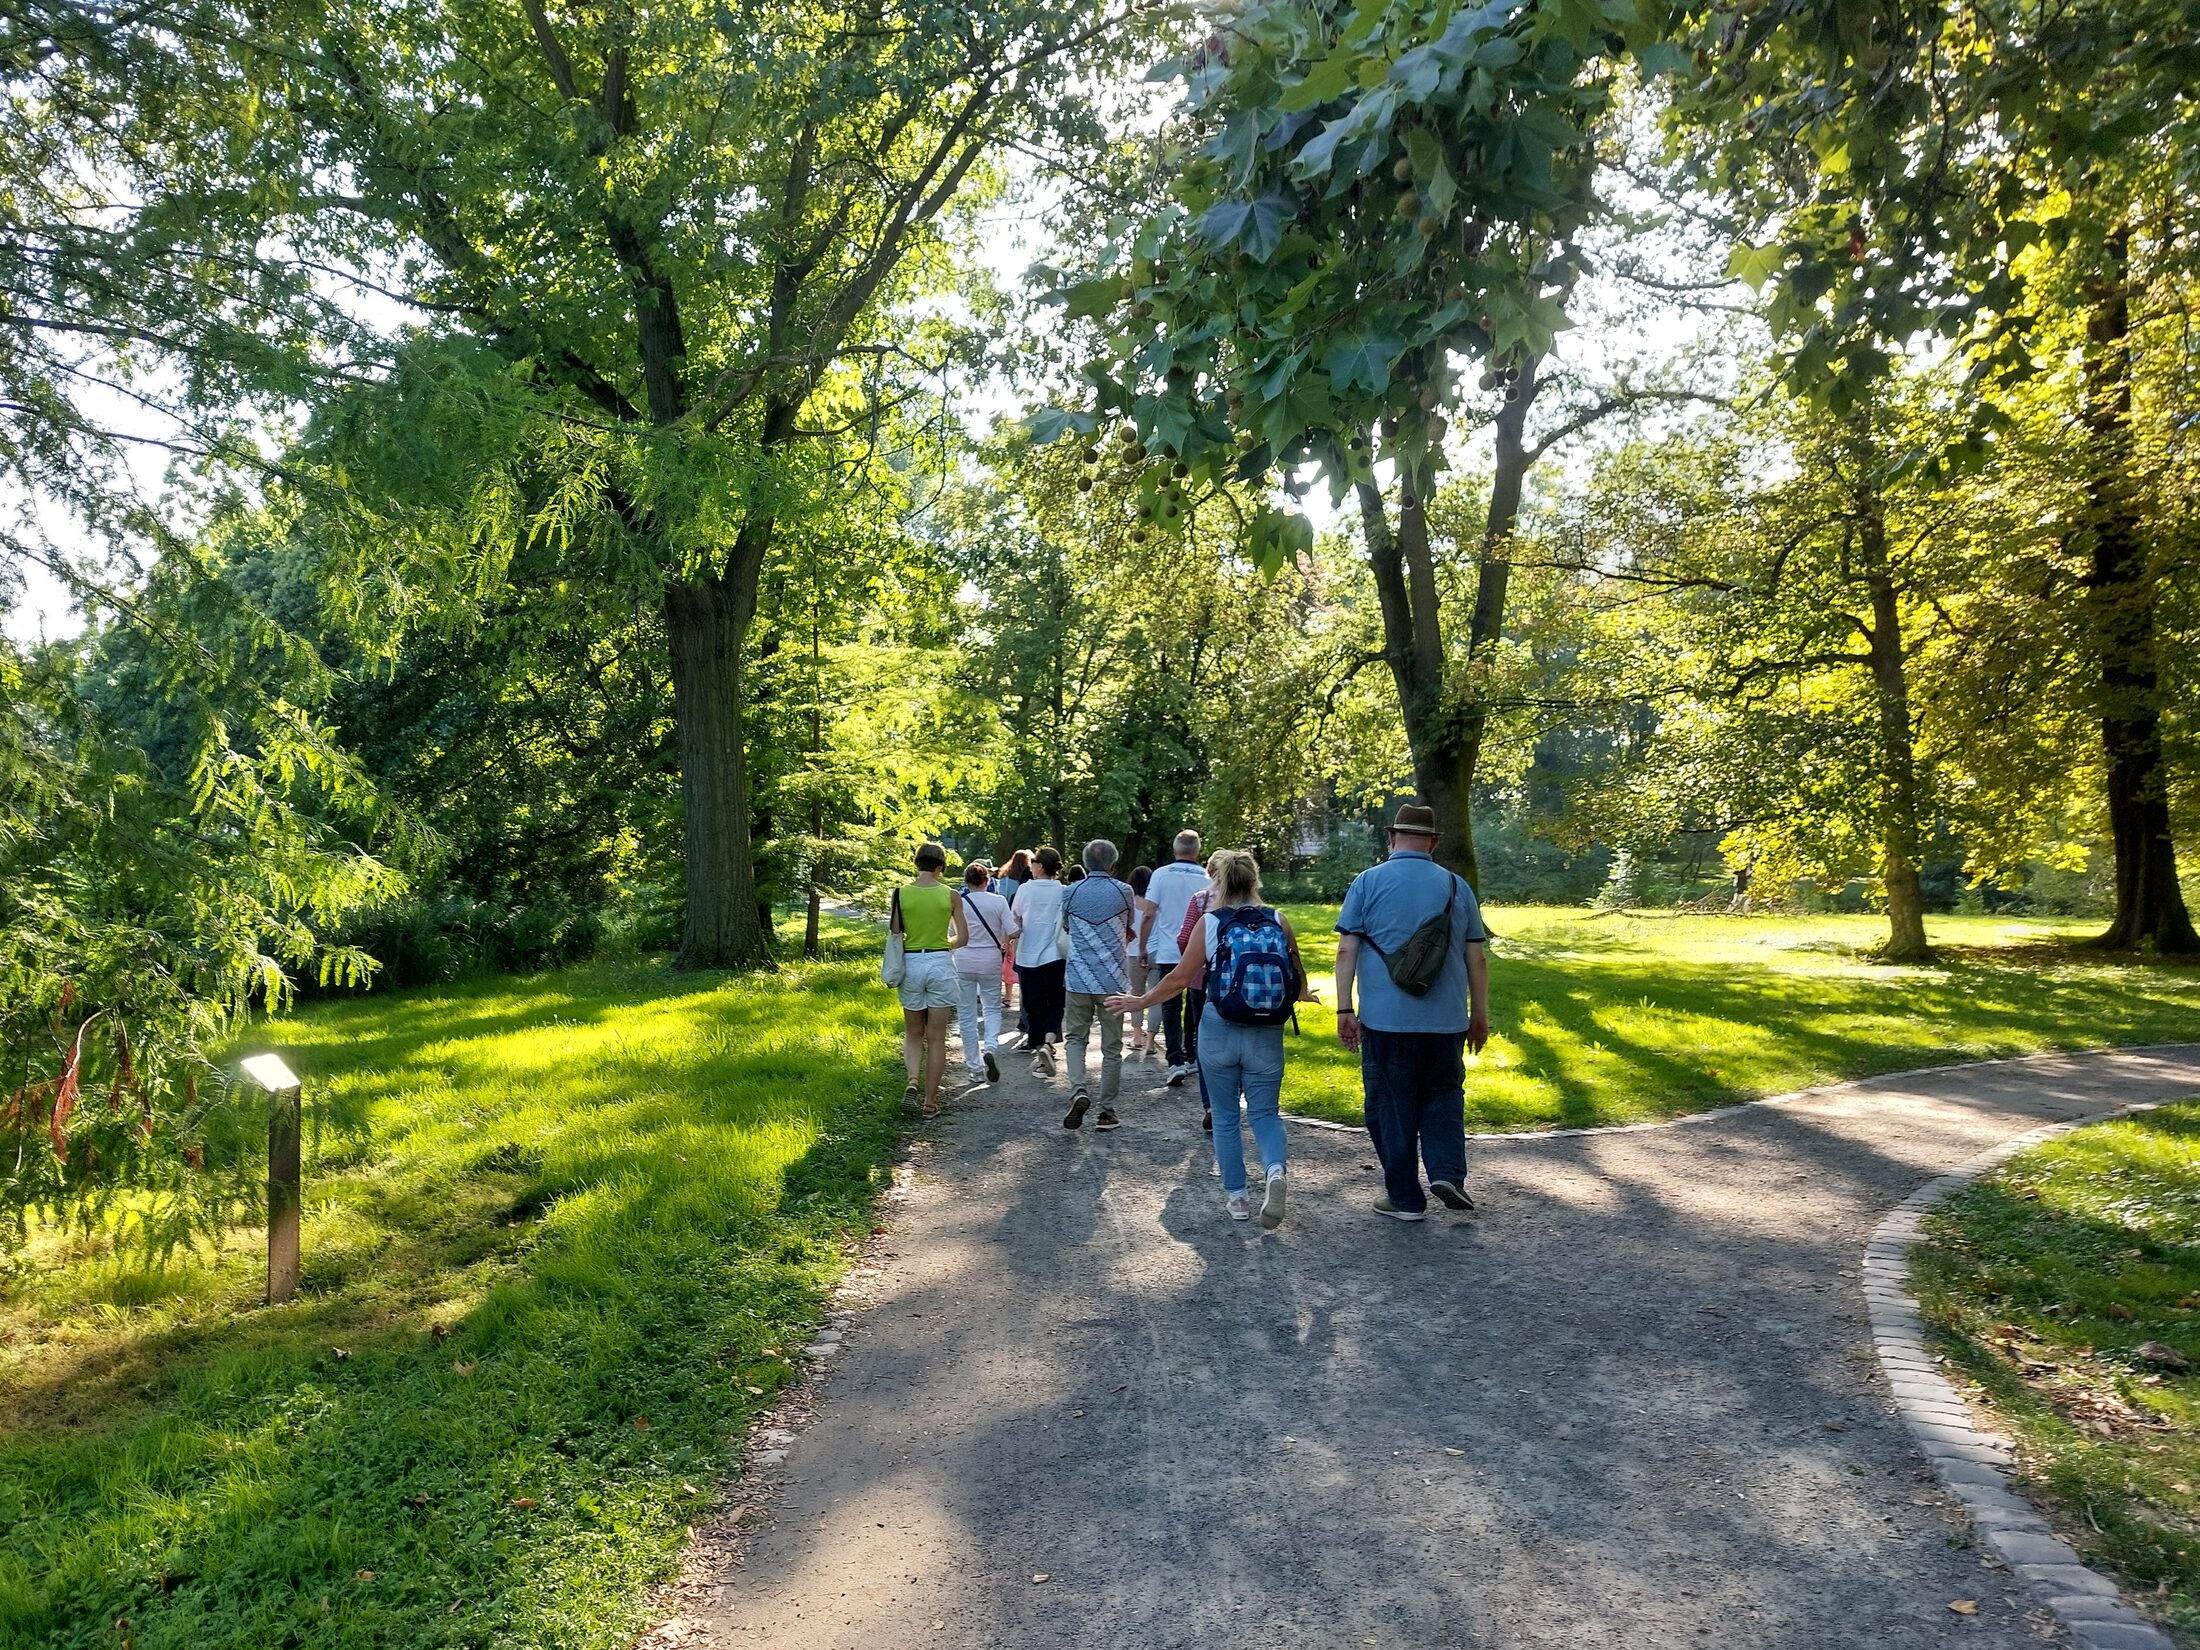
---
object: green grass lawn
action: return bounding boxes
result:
[1274,905,2200,1127]
[0,926,901,1650]
[2,905,2193,1649]
[1913,1101,2200,1644]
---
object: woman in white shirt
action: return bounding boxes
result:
[1011,847,1069,1072]
[954,861,1019,1087]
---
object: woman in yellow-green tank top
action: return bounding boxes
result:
[898,881,953,950]
[890,842,968,1117]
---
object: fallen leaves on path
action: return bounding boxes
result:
[1947,1599,1977,1615]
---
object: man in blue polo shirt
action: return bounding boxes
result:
[1334,802,1492,1221]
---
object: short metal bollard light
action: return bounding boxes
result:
[240,1053,304,1304]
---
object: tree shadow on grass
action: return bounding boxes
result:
[1285,948,2200,1131]
[0,960,908,1650]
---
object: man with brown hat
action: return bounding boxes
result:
[1333,802,1492,1220]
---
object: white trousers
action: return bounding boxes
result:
[956,970,1004,1074]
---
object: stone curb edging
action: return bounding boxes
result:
[1276,1042,2200,1142]
[1864,1100,2178,1650]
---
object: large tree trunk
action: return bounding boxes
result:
[1856,487,1932,962]
[666,565,772,970]
[2081,230,2198,953]
[1449,357,1539,886]
[1350,359,1540,892]
[1357,477,1478,884]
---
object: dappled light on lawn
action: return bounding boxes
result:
[0,929,902,1650]
[1275,906,2200,1129]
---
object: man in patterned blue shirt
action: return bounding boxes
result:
[1062,839,1138,1131]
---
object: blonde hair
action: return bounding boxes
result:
[1205,848,1263,908]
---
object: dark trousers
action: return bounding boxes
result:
[1017,959,1067,1042]
[1162,985,1204,1067]
[1359,1027,1469,1213]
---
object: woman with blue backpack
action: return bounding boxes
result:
[1107,849,1307,1228]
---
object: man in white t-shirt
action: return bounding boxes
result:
[1140,830,1210,1085]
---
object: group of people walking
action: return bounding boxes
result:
[884,804,1493,1228]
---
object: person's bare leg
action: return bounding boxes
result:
[903,1010,927,1085]
[924,1007,952,1109]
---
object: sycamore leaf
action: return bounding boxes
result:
[1274,266,1327,319]
[1325,329,1402,393]
[1281,51,1357,111]
[1727,242,1785,291]
[1247,505,1315,575]
[1341,0,1388,44]
[1080,363,1133,414]
[1057,275,1128,321]
[1390,44,1446,99]
[1022,405,1098,445]
[1198,194,1291,262]
[1293,111,1362,178]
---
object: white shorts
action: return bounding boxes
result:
[897,950,959,1011]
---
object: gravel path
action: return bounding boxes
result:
[685,1043,2200,1650]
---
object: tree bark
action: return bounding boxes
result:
[804,599,824,962]
[1349,358,1540,892]
[1855,480,1933,962]
[666,550,772,970]
[1357,476,1476,884]
[2081,229,2198,953]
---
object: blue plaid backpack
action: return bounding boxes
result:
[1207,905,1303,1028]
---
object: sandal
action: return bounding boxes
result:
[921,1096,942,1118]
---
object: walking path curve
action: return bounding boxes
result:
[684,1043,2200,1650]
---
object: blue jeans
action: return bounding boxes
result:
[1360,1027,1469,1213]
[1199,1005,1287,1195]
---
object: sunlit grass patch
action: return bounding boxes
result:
[1915,1101,2200,1643]
[1274,905,2200,1128]
[0,923,903,1650]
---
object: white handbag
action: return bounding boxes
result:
[880,889,907,988]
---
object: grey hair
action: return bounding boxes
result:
[1082,838,1119,874]
[1174,829,1202,856]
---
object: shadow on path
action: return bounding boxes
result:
[686,1045,2200,1650]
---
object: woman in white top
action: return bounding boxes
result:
[1125,865,1159,1057]
[954,861,1019,1088]
[1011,847,1069,1071]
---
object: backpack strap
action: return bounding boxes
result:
[961,889,1003,950]
[1348,870,1453,959]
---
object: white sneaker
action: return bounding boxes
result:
[1260,1171,1287,1230]
[1225,1192,1251,1221]
[1163,1062,1192,1087]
